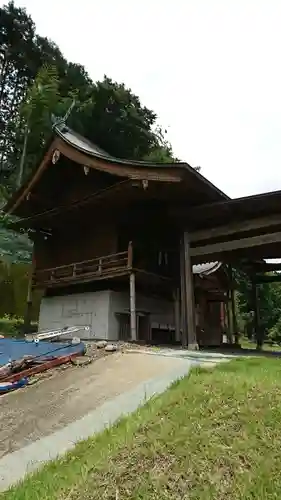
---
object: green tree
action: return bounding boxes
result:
[16,64,73,186]
[0,192,32,264]
[1,3,176,189]
[68,76,172,161]
[0,2,90,187]
[143,126,175,163]
[236,269,281,342]
[0,1,36,180]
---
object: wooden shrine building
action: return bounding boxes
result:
[4,123,281,348]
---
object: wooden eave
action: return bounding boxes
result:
[190,229,281,264]
[4,139,182,217]
[166,189,281,263]
[56,138,183,183]
[172,189,281,231]
[3,125,229,219]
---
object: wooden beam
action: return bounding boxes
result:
[245,262,281,273]
[129,272,137,341]
[8,140,59,215]
[255,274,281,283]
[189,213,281,243]
[171,190,281,223]
[183,232,198,349]
[190,231,281,258]
[230,289,238,343]
[23,247,35,334]
[127,241,133,268]
[223,302,228,342]
[252,279,263,350]
[174,288,181,342]
[180,239,187,348]
[226,291,233,344]
[229,265,238,344]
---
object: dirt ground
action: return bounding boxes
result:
[0,351,183,459]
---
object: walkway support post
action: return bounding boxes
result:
[23,248,35,334]
[180,239,187,348]
[252,277,263,350]
[226,290,233,344]
[23,280,33,334]
[174,288,181,342]
[230,289,238,344]
[229,266,239,344]
[129,272,137,341]
[182,232,198,350]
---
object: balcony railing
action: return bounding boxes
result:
[33,247,132,288]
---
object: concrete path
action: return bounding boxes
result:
[0,351,189,459]
[128,347,237,362]
[0,349,229,492]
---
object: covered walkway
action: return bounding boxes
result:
[175,189,281,349]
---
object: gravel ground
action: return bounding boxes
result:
[0,350,185,459]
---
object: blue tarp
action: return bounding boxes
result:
[0,338,85,366]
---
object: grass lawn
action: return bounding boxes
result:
[3,357,281,499]
[241,337,281,352]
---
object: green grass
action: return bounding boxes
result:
[241,337,281,352]
[3,357,281,499]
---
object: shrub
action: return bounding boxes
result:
[0,315,23,336]
[268,317,281,344]
[0,315,38,337]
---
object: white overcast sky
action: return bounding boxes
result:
[11,0,281,198]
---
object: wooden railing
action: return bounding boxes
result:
[33,246,133,288]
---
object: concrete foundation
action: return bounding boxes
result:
[38,290,174,340]
[39,291,111,340]
[38,289,223,344]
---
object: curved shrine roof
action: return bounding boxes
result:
[3,123,229,217]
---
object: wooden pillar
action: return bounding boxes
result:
[252,278,262,350]
[229,266,238,344]
[180,239,187,348]
[174,288,181,343]
[226,291,233,344]
[183,232,198,350]
[127,241,133,268]
[23,281,33,334]
[198,291,207,346]
[129,272,137,341]
[223,301,228,343]
[23,248,35,334]
[230,289,238,344]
